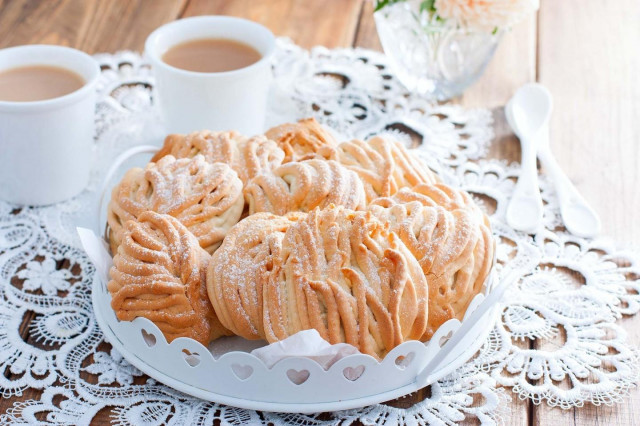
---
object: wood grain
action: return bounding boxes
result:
[353,0,381,51]
[182,0,364,49]
[0,0,187,53]
[533,0,640,423]
[536,0,640,250]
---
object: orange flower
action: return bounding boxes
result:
[434,0,539,31]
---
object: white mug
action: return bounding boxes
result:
[0,45,100,206]
[144,16,276,135]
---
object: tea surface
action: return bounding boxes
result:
[0,65,85,102]
[162,38,262,73]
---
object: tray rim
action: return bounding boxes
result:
[92,272,500,413]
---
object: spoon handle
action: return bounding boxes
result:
[537,132,601,238]
[506,134,544,233]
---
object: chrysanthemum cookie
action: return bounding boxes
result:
[265,118,338,162]
[152,130,285,185]
[337,136,439,202]
[152,130,240,166]
[244,159,366,215]
[108,211,229,345]
[204,211,305,341]
[368,183,494,338]
[207,206,429,359]
[107,155,243,254]
[389,183,486,220]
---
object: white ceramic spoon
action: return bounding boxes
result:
[509,84,601,238]
[505,85,545,234]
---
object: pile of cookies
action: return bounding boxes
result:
[107,118,493,359]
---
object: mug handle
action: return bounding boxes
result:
[96,145,160,236]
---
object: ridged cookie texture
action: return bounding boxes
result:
[337,136,439,202]
[244,159,366,215]
[265,117,338,163]
[368,183,494,338]
[108,211,229,345]
[107,155,244,254]
[207,206,429,359]
[152,130,285,185]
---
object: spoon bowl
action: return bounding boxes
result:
[508,83,553,137]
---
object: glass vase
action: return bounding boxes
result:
[374,0,500,100]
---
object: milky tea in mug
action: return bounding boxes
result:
[162,38,262,73]
[0,65,85,102]
[145,16,276,135]
[0,45,100,206]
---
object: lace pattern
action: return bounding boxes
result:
[0,39,638,425]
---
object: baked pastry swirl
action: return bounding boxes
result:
[265,118,338,162]
[207,206,429,359]
[152,130,285,185]
[244,159,366,215]
[108,211,228,345]
[337,136,439,202]
[204,211,305,342]
[368,183,493,338]
[106,119,495,356]
[389,183,486,220]
[152,130,240,166]
[107,155,244,254]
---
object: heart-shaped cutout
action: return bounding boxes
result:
[395,352,415,370]
[343,365,365,381]
[182,349,200,367]
[231,364,254,380]
[141,329,156,347]
[439,330,454,347]
[286,369,310,385]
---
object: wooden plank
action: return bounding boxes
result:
[534,0,640,424]
[536,0,640,248]
[353,0,382,51]
[182,0,364,49]
[0,0,187,53]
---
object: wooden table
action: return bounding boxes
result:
[1,1,638,424]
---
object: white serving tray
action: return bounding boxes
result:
[92,270,500,413]
[87,144,503,413]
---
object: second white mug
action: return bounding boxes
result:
[145,16,276,136]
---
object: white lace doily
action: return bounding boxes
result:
[0,39,638,425]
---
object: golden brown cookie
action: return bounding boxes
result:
[265,118,338,162]
[337,136,439,202]
[205,211,305,341]
[152,130,285,185]
[244,159,366,215]
[207,206,428,359]
[368,183,494,338]
[107,155,244,254]
[108,211,229,345]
